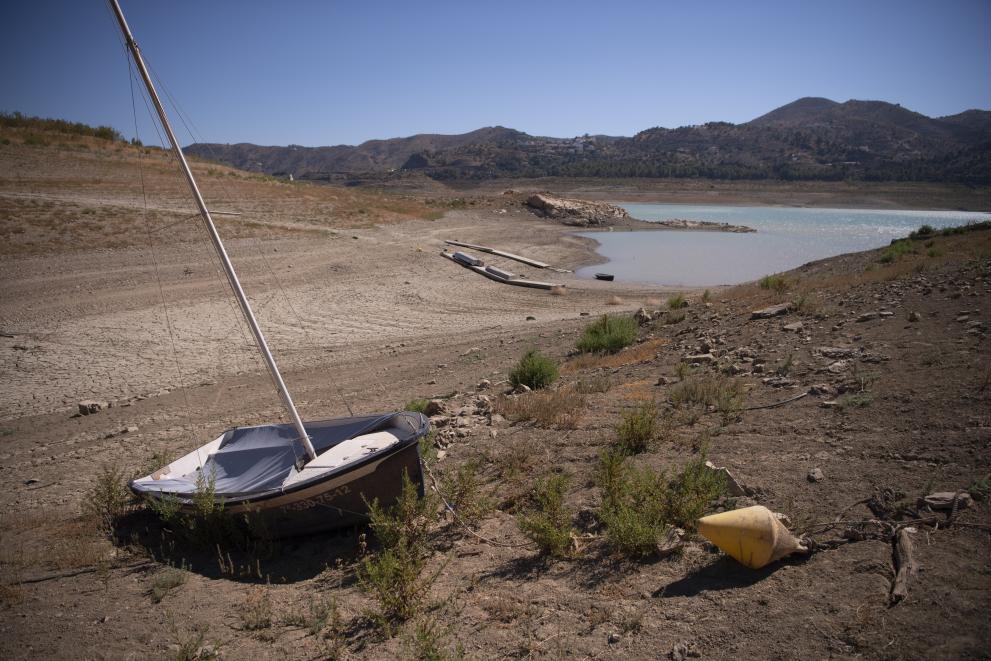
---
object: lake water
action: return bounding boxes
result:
[576,204,990,287]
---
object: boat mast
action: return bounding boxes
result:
[108,0,317,462]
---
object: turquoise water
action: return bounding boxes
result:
[576,204,990,287]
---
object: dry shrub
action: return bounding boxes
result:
[644,297,662,307]
[670,374,744,423]
[574,374,612,394]
[564,338,667,373]
[607,295,623,305]
[615,402,662,454]
[495,388,585,429]
[549,286,567,296]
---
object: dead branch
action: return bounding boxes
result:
[890,527,917,605]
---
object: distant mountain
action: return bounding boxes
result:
[187,98,991,184]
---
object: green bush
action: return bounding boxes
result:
[758,274,790,293]
[667,293,688,309]
[576,314,638,354]
[509,349,559,390]
[405,398,429,413]
[440,459,493,527]
[596,452,725,558]
[358,470,440,626]
[879,239,914,264]
[517,473,575,558]
[615,403,659,454]
[83,463,134,533]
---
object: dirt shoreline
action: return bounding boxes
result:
[0,209,667,422]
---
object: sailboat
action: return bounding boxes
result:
[110,0,429,537]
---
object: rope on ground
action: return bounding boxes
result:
[422,461,534,550]
[741,391,808,411]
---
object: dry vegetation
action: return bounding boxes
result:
[0,124,443,255]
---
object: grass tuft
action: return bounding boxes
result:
[495,388,585,429]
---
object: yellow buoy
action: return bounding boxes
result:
[698,505,808,569]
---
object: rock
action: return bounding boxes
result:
[879,311,894,318]
[525,193,631,227]
[826,360,849,374]
[751,303,791,319]
[424,399,447,416]
[476,379,492,391]
[782,321,804,332]
[808,384,834,397]
[820,400,838,408]
[656,375,675,385]
[526,315,536,321]
[489,413,507,427]
[817,346,857,360]
[683,353,716,364]
[656,527,685,558]
[906,311,921,322]
[704,461,746,496]
[514,384,532,394]
[435,450,447,461]
[856,311,879,322]
[807,468,825,483]
[634,307,653,325]
[122,426,139,434]
[922,491,973,511]
[608,632,621,645]
[24,478,39,486]
[669,641,700,660]
[78,400,108,415]
[429,415,448,428]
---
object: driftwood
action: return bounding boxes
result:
[890,527,917,605]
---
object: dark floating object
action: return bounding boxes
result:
[595,273,615,281]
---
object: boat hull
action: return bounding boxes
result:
[237,437,425,537]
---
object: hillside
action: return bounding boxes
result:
[186,98,991,184]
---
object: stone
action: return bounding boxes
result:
[704,461,746,496]
[922,491,973,511]
[78,400,108,415]
[683,353,716,364]
[826,360,849,374]
[429,415,448,428]
[656,375,675,385]
[525,193,631,227]
[782,321,804,332]
[807,468,825,482]
[634,307,653,325]
[526,315,536,321]
[751,303,791,319]
[489,413,507,427]
[817,346,857,360]
[608,633,621,645]
[856,311,879,322]
[476,379,492,391]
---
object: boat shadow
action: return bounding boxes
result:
[114,509,364,585]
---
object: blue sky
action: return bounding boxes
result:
[2,1,989,147]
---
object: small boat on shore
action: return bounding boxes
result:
[110,0,428,537]
[595,273,615,281]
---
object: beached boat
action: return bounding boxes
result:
[109,0,428,537]
[594,273,615,281]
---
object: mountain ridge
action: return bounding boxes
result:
[186,98,991,184]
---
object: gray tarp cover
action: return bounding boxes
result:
[133,413,415,498]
